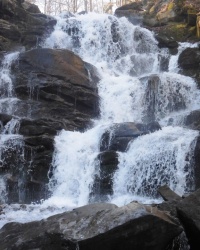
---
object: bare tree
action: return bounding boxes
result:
[33,0,123,15]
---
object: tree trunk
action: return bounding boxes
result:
[89,0,92,11]
[84,0,87,12]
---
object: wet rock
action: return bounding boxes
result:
[156,35,178,48]
[100,121,161,152]
[22,1,41,14]
[91,151,119,202]
[158,185,182,201]
[178,48,200,70]
[0,0,56,51]
[177,188,200,250]
[178,47,200,90]
[0,48,100,203]
[0,113,12,126]
[0,19,21,42]
[14,48,99,120]
[184,110,200,191]
[0,202,182,250]
[184,109,200,130]
[194,136,200,190]
[141,74,189,122]
[115,2,144,25]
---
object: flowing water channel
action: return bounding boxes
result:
[0,12,200,227]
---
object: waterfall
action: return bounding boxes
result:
[0,52,20,114]
[111,126,197,206]
[42,13,200,206]
[0,53,25,205]
[0,12,200,227]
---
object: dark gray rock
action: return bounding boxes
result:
[0,113,12,126]
[155,34,178,53]
[177,189,200,250]
[100,121,161,152]
[141,74,188,122]
[22,1,41,13]
[158,185,182,201]
[178,48,200,70]
[0,0,56,51]
[184,109,200,130]
[194,136,200,190]
[178,48,200,87]
[0,202,182,250]
[91,151,119,202]
[115,2,144,25]
[184,111,200,190]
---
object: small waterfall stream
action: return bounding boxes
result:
[0,12,200,228]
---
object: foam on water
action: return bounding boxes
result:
[47,125,107,207]
[111,126,198,206]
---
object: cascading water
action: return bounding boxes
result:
[0,53,26,205]
[0,12,200,227]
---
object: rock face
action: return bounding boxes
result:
[156,188,200,250]
[115,0,200,43]
[0,48,99,203]
[0,0,56,51]
[90,150,119,202]
[158,184,182,201]
[183,110,200,190]
[178,48,200,87]
[0,202,182,250]
[176,189,200,250]
[158,188,200,250]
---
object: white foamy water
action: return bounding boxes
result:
[0,52,20,115]
[111,126,198,206]
[0,13,200,228]
[47,125,107,207]
[0,52,19,98]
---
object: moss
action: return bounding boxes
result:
[152,22,198,42]
[167,2,174,11]
[149,6,155,14]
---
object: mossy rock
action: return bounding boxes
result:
[151,22,198,42]
[167,2,174,11]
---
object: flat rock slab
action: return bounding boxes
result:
[158,185,182,201]
[0,202,182,250]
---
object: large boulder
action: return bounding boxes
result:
[177,189,200,250]
[115,0,199,43]
[184,109,200,130]
[14,48,99,122]
[0,202,182,250]
[143,0,200,26]
[157,187,200,249]
[0,0,56,51]
[178,47,200,70]
[115,2,144,25]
